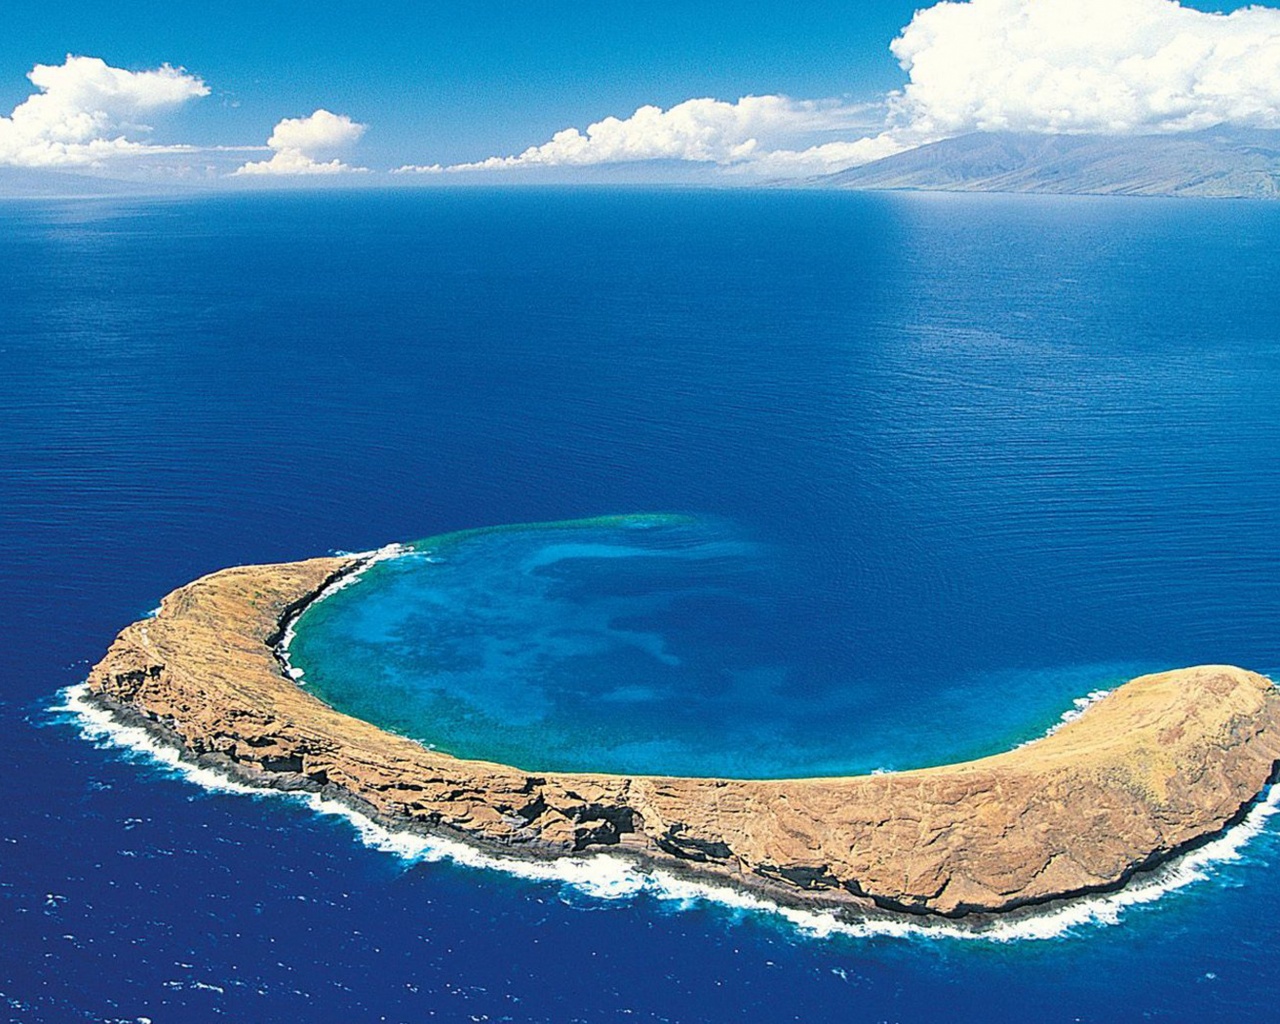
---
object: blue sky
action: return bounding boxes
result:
[2,0,1279,183]
[1,2,915,167]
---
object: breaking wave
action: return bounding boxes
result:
[53,681,1280,945]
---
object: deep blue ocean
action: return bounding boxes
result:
[3,187,1280,1022]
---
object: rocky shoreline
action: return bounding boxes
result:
[85,552,1280,919]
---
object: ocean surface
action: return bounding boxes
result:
[2,187,1279,1022]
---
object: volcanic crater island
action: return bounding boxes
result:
[85,529,1280,922]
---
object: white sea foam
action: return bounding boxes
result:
[54,681,1280,945]
[57,683,267,798]
[275,543,410,682]
[1016,688,1112,749]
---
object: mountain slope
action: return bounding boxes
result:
[814,127,1280,199]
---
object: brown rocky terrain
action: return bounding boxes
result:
[86,553,1280,918]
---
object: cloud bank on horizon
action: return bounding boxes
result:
[397,96,902,176]
[3,0,1280,181]
[426,0,1280,176]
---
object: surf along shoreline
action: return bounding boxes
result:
[82,546,1280,925]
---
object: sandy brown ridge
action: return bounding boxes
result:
[85,553,1280,918]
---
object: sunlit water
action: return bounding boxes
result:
[3,189,1279,1022]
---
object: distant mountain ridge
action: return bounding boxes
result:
[0,166,181,199]
[813,127,1280,199]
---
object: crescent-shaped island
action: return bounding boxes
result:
[85,551,1280,920]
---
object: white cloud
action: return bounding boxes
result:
[0,55,208,168]
[890,0,1280,136]
[234,109,368,176]
[266,109,366,154]
[730,134,914,176]
[405,95,886,176]
[413,0,1280,180]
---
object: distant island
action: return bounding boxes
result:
[86,550,1280,920]
[810,126,1280,200]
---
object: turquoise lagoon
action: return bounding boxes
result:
[286,513,1150,779]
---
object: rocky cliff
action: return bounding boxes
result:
[86,554,1280,918]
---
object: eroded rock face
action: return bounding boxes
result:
[86,555,1280,918]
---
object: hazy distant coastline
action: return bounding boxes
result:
[809,126,1280,199]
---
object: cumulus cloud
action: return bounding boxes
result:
[396,95,888,175]
[727,134,914,176]
[234,109,368,175]
[0,55,208,167]
[410,0,1280,179]
[890,0,1280,136]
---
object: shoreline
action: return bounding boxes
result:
[60,678,1280,942]
[64,678,1280,938]
[83,551,1280,921]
